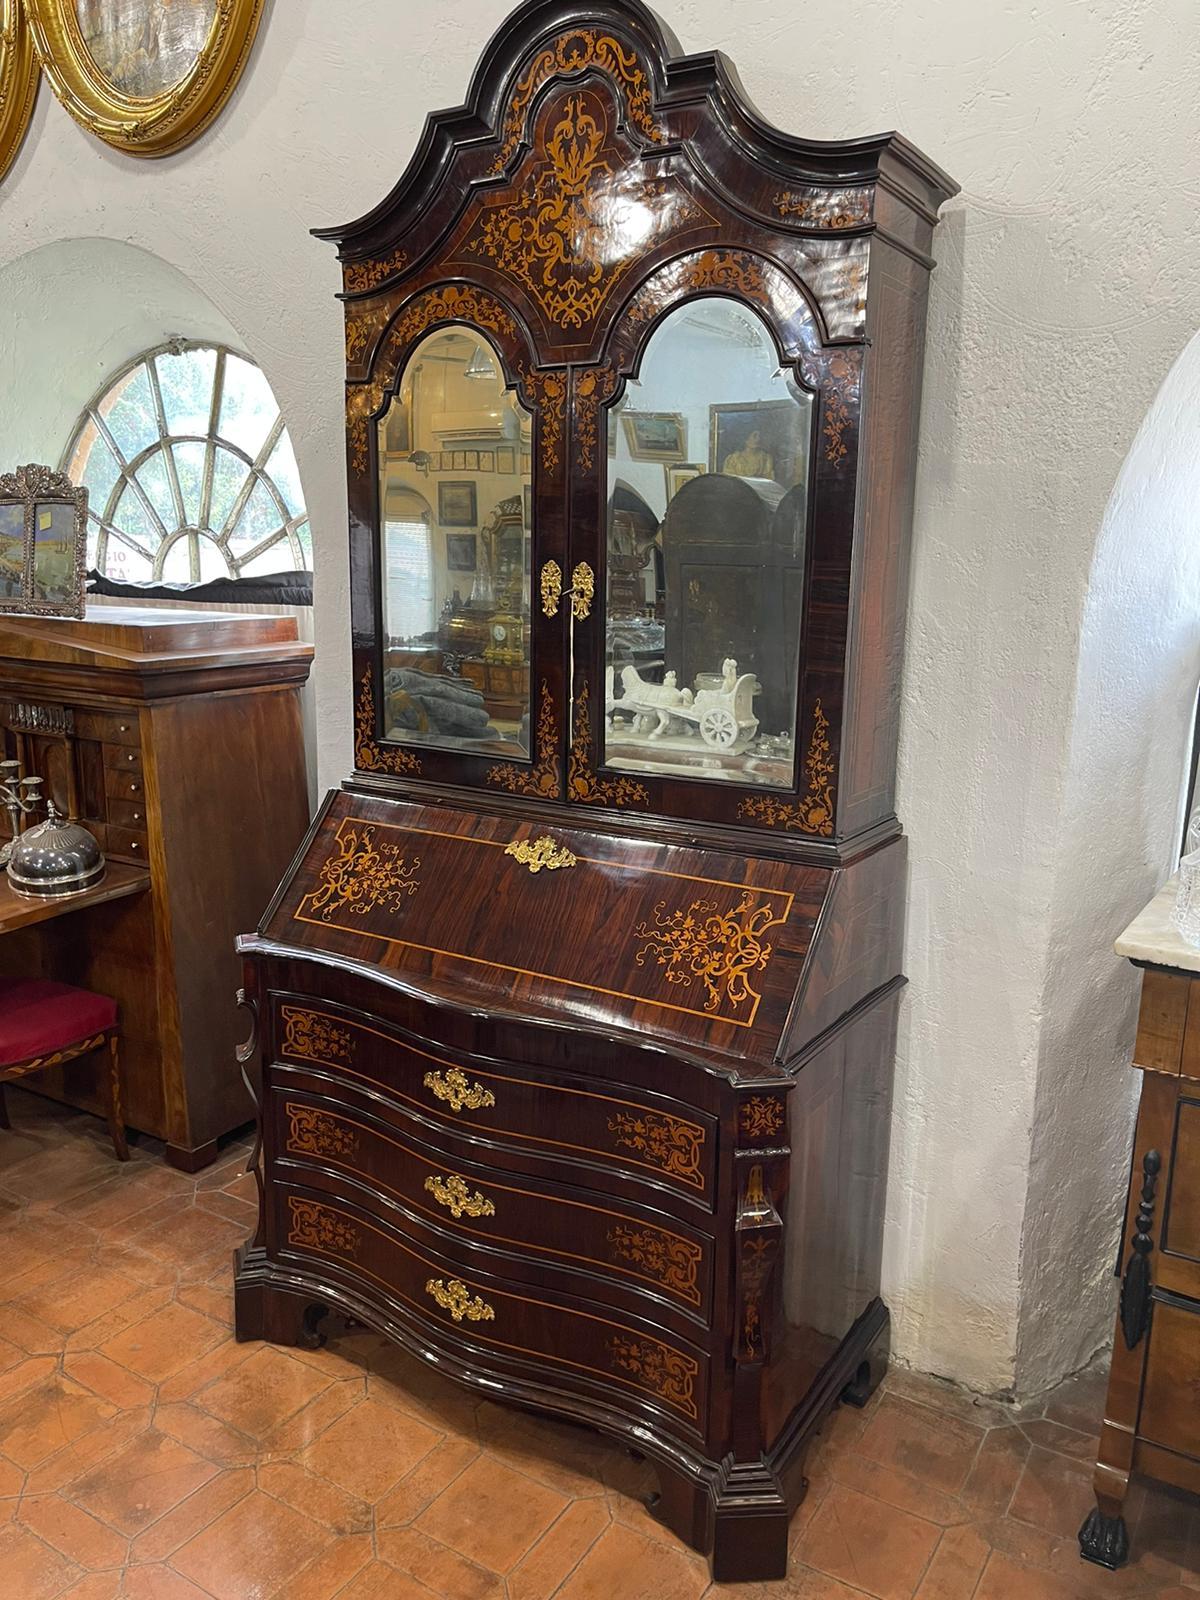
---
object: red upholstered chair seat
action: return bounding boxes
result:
[0,978,118,1067]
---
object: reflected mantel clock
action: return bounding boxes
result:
[233,1,957,1580]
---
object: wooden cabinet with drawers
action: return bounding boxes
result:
[1080,893,1200,1568]
[0,607,312,1168]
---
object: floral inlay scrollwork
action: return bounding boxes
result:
[574,365,618,473]
[821,350,858,468]
[285,1104,360,1161]
[739,1096,785,1140]
[487,681,560,798]
[280,1007,354,1067]
[355,668,421,776]
[343,248,409,293]
[606,1334,698,1418]
[738,700,834,836]
[344,313,374,363]
[631,892,785,1016]
[740,1233,775,1358]
[305,822,421,924]
[288,1197,360,1258]
[606,1224,702,1304]
[525,369,568,474]
[490,29,664,175]
[775,189,872,230]
[567,682,648,807]
[607,1109,705,1189]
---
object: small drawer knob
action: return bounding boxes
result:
[119,723,130,734]
[129,842,139,852]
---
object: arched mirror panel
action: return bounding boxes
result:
[377,326,534,757]
[603,296,813,788]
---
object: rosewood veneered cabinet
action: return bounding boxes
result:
[233,1,956,1579]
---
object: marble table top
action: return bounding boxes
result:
[1115,873,1200,973]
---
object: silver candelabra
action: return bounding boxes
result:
[0,760,44,869]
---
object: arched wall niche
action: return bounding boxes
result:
[0,237,318,800]
[1013,329,1200,1390]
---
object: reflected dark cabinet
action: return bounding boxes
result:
[233,1,956,1580]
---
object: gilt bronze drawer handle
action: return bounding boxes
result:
[540,559,563,617]
[425,1276,495,1323]
[424,1172,496,1219]
[423,1067,495,1113]
[504,835,577,873]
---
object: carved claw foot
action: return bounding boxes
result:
[1079,1505,1130,1569]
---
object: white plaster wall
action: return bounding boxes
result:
[2,0,1198,1392]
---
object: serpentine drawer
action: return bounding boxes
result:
[267,1086,714,1330]
[269,994,718,1211]
[271,1178,710,1436]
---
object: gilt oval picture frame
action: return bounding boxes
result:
[24,0,263,157]
[0,0,41,185]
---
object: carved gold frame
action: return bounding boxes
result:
[0,1,40,185]
[24,0,264,157]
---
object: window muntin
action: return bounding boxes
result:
[63,341,310,585]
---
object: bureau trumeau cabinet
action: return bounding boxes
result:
[234,1,956,1579]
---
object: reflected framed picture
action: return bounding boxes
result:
[523,484,532,530]
[478,450,495,473]
[709,399,808,488]
[445,533,477,572]
[496,446,515,474]
[0,464,88,618]
[438,481,477,527]
[24,0,265,157]
[665,462,705,501]
[622,411,686,463]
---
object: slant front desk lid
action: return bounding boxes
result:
[259,791,837,1071]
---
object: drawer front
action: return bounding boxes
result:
[1161,1092,1200,1299]
[1139,1297,1200,1462]
[269,1089,713,1324]
[106,824,148,862]
[107,797,148,830]
[105,766,145,804]
[103,744,143,779]
[75,709,140,747]
[272,1180,709,1434]
[271,998,717,1208]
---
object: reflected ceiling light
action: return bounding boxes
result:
[464,344,498,380]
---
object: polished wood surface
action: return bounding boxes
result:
[0,608,312,1168]
[0,860,149,933]
[1081,965,1200,1569]
[237,0,953,1582]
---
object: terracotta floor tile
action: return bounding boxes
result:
[67,1427,219,1535]
[335,1560,443,1600]
[552,1521,709,1600]
[153,1401,259,1467]
[272,1531,374,1600]
[125,1203,246,1270]
[59,1166,190,1231]
[0,1353,57,1405]
[1008,1447,1096,1541]
[175,1281,234,1324]
[416,1455,568,1573]
[17,1492,127,1569]
[973,1550,1088,1599]
[13,1266,142,1335]
[508,1498,612,1600]
[794,1480,941,1600]
[376,1434,482,1526]
[63,1349,156,1409]
[0,1333,23,1372]
[475,1400,615,1499]
[99,1300,227,1383]
[0,1519,84,1600]
[915,1523,992,1599]
[1,1302,69,1355]
[58,1573,124,1600]
[375,1525,507,1599]
[64,1284,177,1354]
[960,1425,1030,1516]
[0,1375,118,1469]
[299,1394,439,1500]
[824,1443,967,1525]
[1042,1366,1108,1437]
[195,1343,334,1438]
[258,1458,372,1534]
[154,1331,256,1404]
[258,1375,367,1454]
[123,1566,216,1600]
[23,1407,152,1496]
[128,1467,255,1563]
[0,1451,24,1497]
[170,1487,333,1600]
[858,1394,987,1496]
[1020,1418,1098,1461]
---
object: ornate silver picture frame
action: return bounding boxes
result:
[0,464,88,619]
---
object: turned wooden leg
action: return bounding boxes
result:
[103,1034,129,1162]
[0,1081,10,1130]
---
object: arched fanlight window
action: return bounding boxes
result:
[62,339,310,585]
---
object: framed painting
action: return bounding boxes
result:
[0,1,40,187]
[621,411,686,463]
[445,534,477,573]
[0,464,88,619]
[709,399,808,488]
[664,462,705,501]
[438,481,477,527]
[24,0,264,157]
